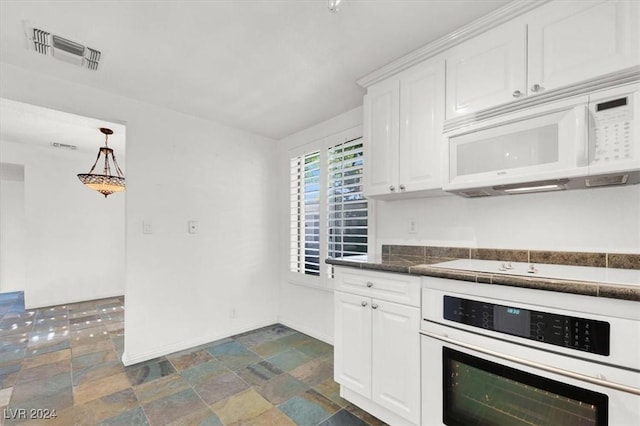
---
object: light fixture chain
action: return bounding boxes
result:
[87,150,102,174]
[111,152,124,177]
[103,148,111,175]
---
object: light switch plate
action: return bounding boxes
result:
[188,220,198,234]
[408,218,418,234]
[143,221,152,235]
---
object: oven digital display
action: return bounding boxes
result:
[494,305,531,338]
[443,296,610,355]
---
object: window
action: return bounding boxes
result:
[289,136,368,284]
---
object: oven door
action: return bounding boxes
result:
[421,322,640,426]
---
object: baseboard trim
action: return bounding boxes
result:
[278,317,333,345]
[25,292,124,310]
[121,319,278,366]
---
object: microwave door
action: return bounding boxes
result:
[445,103,588,192]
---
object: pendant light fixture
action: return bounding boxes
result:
[77,127,125,197]
[327,0,342,13]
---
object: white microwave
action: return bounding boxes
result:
[443,83,639,197]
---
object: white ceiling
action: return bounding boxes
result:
[0,0,510,140]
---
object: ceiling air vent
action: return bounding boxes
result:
[27,26,101,70]
[51,142,77,150]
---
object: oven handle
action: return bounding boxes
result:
[421,330,640,396]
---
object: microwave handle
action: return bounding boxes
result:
[576,105,589,167]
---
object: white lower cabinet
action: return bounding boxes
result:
[371,298,421,423]
[334,268,421,425]
[334,291,372,396]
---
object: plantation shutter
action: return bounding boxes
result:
[328,137,368,260]
[289,151,321,276]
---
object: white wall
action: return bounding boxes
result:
[376,186,640,253]
[0,141,125,307]
[0,163,26,293]
[1,62,280,365]
[277,107,364,343]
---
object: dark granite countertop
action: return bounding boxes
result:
[326,255,640,302]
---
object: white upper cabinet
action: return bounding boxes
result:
[363,78,400,196]
[446,0,640,120]
[528,0,640,93]
[445,20,527,119]
[399,59,445,193]
[364,57,445,198]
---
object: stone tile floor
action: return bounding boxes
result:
[0,293,385,425]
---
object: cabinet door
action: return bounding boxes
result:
[371,300,421,424]
[363,78,400,197]
[334,291,372,398]
[528,0,640,94]
[446,20,527,119]
[398,58,445,192]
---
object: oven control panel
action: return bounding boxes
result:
[444,296,610,356]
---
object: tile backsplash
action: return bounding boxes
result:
[381,245,640,270]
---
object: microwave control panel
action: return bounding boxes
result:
[443,296,610,356]
[591,96,633,164]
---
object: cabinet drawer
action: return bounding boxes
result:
[335,268,420,307]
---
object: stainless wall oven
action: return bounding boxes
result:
[421,276,640,426]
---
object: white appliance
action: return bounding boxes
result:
[444,83,639,197]
[420,266,640,425]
